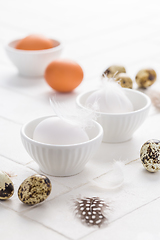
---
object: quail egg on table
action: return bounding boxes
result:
[140,139,160,172]
[135,68,157,88]
[102,65,126,78]
[115,73,133,89]
[18,174,51,205]
[0,171,14,200]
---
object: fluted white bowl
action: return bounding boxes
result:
[76,89,151,143]
[21,116,103,176]
[5,38,63,77]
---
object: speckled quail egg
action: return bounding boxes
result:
[0,171,14,200]
[115,73,133,89]
[102,65,126,78]
[140,139,160,172]
[135,68,157,88]
[18,174,51,205]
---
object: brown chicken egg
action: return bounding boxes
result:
[15,34,53,50]
[45,59,84,92]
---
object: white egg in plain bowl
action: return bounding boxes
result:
[85,81,134,114]
[76,88,151,143]
[21,116,103,176]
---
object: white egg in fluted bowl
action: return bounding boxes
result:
[76,88,151,143]
[21,116,103,176]
[5,38,63,77]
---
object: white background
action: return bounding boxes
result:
[1,1,160,239]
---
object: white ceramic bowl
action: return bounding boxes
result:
[76,88,151,143]
[5,38,63,77]
[21,116,103,176]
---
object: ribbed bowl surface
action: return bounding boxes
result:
[21,116,103,176]
[76,89,151,143]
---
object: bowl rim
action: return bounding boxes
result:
[21,115,103,148]
[76,88,151,116]
[5,38,63,54]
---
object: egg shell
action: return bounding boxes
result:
[15,34,53,50]
[18,174,51,205]
[33,117,89,145]
[45,60,84,92]
[140,139,160,172]
[0,171,14,200]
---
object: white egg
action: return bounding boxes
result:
[86,82,133,113]
[33,117,89,145]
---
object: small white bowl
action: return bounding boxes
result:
[21,116,103,176]
[76,88,151,143]
[5,38,63,77]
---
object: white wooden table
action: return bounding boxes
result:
[1,1,160,239]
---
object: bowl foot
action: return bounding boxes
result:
[39,167,84,177]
